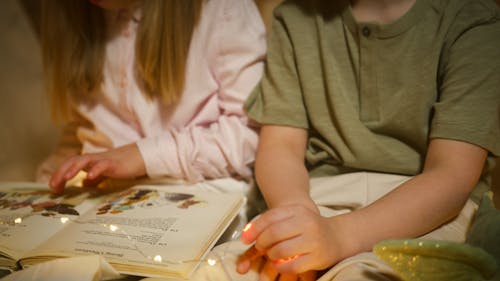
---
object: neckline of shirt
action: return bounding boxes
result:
[341,0,428,39]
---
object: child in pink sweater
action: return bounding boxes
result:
[37,0,266,193]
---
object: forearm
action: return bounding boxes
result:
[332,139,487,258]
[137,116,258,181]
[335,172,471,256]
[255,143,313,209]
[254,125,317,211]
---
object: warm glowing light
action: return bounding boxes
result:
[207,258,217,266]
[14,218,22,224]
[60,217,69,224]
[243,223,252,233]
[276,254,300,264]
[153,255,162,263]
[109,225,118,232]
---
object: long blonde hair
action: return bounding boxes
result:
[41,0,203,121]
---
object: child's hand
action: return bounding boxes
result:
[49,143,146,193]
[237,245,316,281]
[238,204,345,276]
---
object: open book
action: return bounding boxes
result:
[0,181,245,279]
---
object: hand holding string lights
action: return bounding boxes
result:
[7,207,319,280]
[238,219,316,281]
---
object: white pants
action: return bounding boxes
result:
[143,172,477,281]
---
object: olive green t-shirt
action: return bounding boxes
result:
[245,0,500,202]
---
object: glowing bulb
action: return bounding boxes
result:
[60,217,69,224]
[231,230,241,240]
[207,258,217,266]
[153,255,162,263]
[275,254,300,264]
[14,218,22,224]
[109,225,118,232]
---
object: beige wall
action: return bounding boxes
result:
[0,0,59,181]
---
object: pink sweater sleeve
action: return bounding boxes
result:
[137,0,266,182]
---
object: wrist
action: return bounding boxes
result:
[328,214,364,260]
[271,197,319,214]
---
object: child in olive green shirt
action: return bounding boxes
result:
[234,0,500,280]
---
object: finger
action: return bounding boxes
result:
[50,156,84,193]
[255,216,302,251]
[49,174,66,194]
[82,175,104,188]
[242,207,295,244]
[275,254,302,266]
[63,155,94,180]
[273,253,316,275]
[238,245,262,262]
[266,234,311,261]
[237,245,264,274]
[278,273,299,281]
[299,271,317,281]
[259,261,279,281]
[87,159,111,180]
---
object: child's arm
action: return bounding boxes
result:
[240,137,487,275]
[337,138,487,257]
[253,125,316,211]
[49,143,146,193]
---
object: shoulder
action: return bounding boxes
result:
[428,0,499,25]
[201,0,264,27]
[272,0,346,34]
[194,0,266,73]
[273,0,320,22]
[431,0,499,13]
[424,0,500,50]
[194,0,265,44]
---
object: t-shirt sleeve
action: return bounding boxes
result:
[430,4,500,156]
[244,8,309,129]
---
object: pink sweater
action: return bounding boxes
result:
[38,0,266,183]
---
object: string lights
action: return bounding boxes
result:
[0,186,298,275]
[1,203,245,269]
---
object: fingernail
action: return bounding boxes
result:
[243,223,252,233]
[240,223,253,243]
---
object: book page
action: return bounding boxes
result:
[0,183,108,264]
[23,184,244,279]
